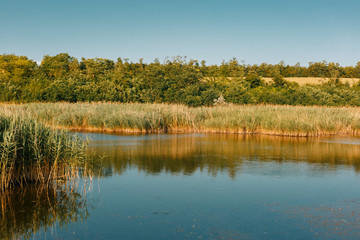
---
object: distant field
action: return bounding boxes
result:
[263,77,360,85]
[203,77,360,85]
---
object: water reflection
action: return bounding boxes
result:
[0,184,89,240]
[4,133,360,240]
[87,134,360,178]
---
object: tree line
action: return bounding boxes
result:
[1,53,360,106]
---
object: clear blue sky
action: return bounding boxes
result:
[1,0,359,66]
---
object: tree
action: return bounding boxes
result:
[80,58,114,80]
[245,72,263,88]
[41,53,79,78]
[355,62,360,78]
[0,54,36,82]
[272,75,287,87]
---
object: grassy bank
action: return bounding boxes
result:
[0,113,88,191]
[1,102,360,137]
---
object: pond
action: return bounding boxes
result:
[3,133,360,239]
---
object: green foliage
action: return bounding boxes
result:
[245,72,263,88]
[0,54,36,81]
[80,57,114,80]
[272,75,287,87]
[41,53,79,78]
[1,53,360,107]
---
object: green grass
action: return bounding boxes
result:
[0,113,89,191]
[2,102,360,137]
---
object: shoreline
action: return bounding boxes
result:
[64,126,359,137]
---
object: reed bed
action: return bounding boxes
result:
[1,102,360,137]
[0,113,89,191]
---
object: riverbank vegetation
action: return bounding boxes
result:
[2,103,360,137]
[1,54,360,106]
[0,113,89,191]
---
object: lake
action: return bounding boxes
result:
[3,133,360,239]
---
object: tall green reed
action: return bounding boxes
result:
[0,113,88,191]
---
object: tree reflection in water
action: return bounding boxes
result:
[91,134,360,178]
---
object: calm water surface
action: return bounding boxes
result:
[3,133,360,239]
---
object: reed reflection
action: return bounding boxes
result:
[90,134,360,178]
[0,184,89,240]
